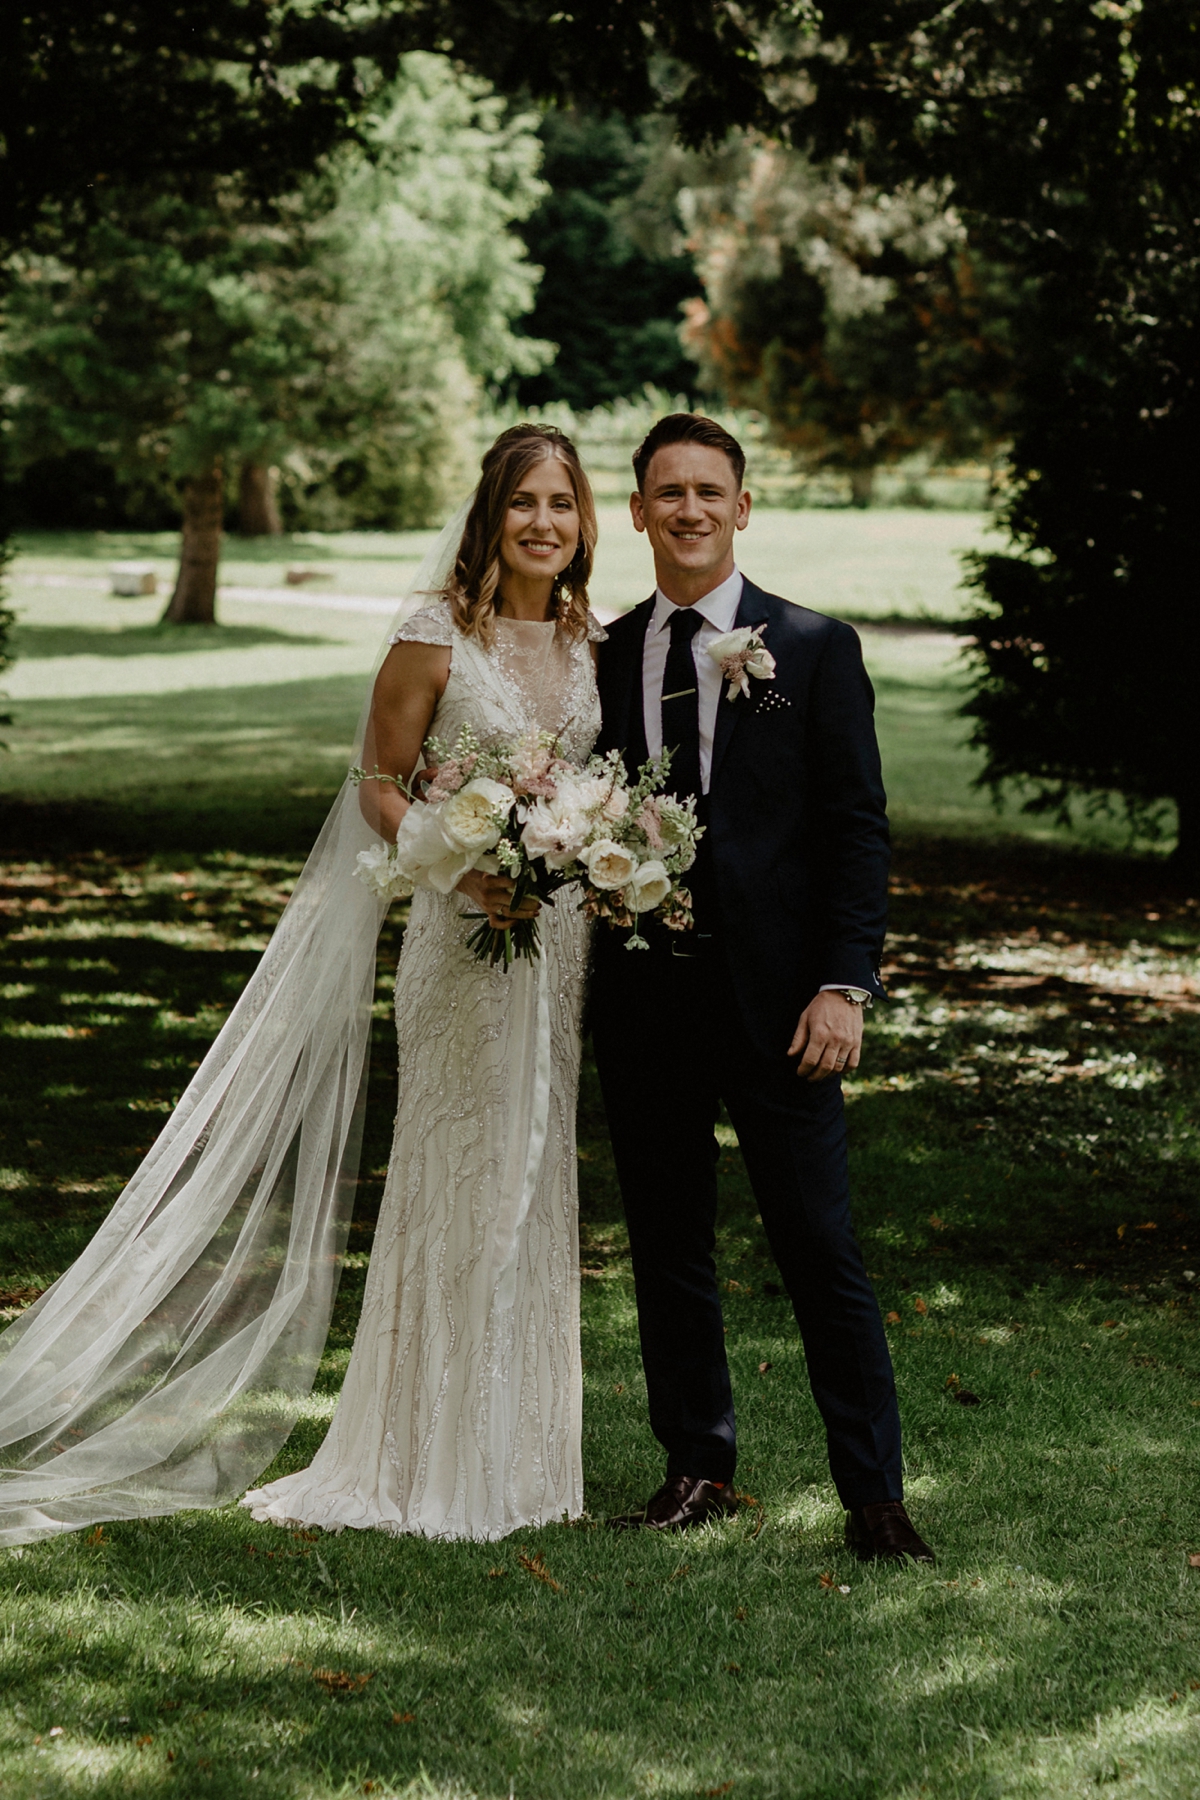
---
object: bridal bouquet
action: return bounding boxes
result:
[352,726,702,966]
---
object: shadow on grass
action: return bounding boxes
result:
[3,843,1200,1797]
[11,623,339,660]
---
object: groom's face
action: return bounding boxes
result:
[630,443,750,594]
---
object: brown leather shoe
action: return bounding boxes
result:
[608,1474,738,1532]
[845,1500,935,1563]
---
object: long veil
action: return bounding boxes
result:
[0,502,472,1546]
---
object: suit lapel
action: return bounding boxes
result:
[710,578,772,791]
[609,597,654,769]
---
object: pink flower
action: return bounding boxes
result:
[635,798,665,851]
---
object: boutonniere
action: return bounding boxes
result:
[706,624,777,702]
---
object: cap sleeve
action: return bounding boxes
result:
[585,611,609,644]
[389,599,454,648]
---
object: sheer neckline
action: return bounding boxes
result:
[494,614,558,631]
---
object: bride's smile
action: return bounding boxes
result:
[499,458,580,610]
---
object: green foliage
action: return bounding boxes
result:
[277,57,550,531]
[2,57,551,535]
[799,2,1200,859]
[513,109,699,409]
[671,138,1017,498]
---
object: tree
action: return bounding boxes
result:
[793,1,1200,863]
[670,139,1016,502]
[2,57,550,614]
[4,187,335,622]
[3,0,783,666]
[513,109,699,409]
[281,57,549,532]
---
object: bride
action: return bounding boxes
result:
[0,424,604,1545]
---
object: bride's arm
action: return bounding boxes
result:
[358,641,451,842]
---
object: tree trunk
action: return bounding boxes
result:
[1171,787,1200,889]
[161,460,223,625]
[849,466,876,508]
[238,461,282,536]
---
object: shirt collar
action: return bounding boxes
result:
[651,568,744,634]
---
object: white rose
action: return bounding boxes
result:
[625,859,671,913]
[392,803,476,895]
[601,783,630,821]
[439,777,515,853]
[580,838,636,891]
[355,842,413,901]
[553,773,606,814]
[521,794,590,869]
[706,626,756,663]
[393,800,450,874]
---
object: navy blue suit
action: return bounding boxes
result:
[590,579,902,1505]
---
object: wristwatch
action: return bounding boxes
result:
[829,987,872,1008]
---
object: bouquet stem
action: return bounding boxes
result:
[464,866,545,967]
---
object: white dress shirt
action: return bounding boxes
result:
[642,568,744,795]
[640,566,871,1006]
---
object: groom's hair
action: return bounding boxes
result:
[632,413,746,493]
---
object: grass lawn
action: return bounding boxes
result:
[2,518,1198,1798]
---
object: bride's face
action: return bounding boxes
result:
[499,456,580,586]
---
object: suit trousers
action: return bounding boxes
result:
[590,934,903,1508]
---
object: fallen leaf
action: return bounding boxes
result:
[136,1735,153,1749]
[758,1361,772,1374]
[312,1669,374,1694]
[1103,1320,1119,1329]
[1137,1221,1158,1232]
[725,1662,741,1674]
[1029,1368,1040,1378]
[886,1311,901,1324]
[1169,1691,1180,1704]
[518,1548,561,1592]
[167,1751,176,1763]
[819,1571,836,1589]
[914,1298,928,1316]
[487,1566,506,1578]
[85,1526,106,1547]
[1117,1224,1127,1239]
[704,1784,735,1797]
[669,1564,691,1582]
[735,1605,747,1620]
[392,1713,415,1724]
[291,1530,319,1542]
[1188,1554,1200,1568]
[613,1383,625,1394]
[945,1372,961,1390]
[929,1215,945,1230]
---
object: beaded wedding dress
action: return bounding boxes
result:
[242,600,604,1540]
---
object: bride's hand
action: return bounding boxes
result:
[456,870,541,931]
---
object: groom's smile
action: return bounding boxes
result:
[630,442,752,605]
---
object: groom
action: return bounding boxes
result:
[590,413,933,1562]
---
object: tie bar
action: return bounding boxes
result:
[661,687,697,702]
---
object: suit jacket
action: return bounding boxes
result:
[594,578,889,1057]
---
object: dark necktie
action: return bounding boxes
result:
[661,607,704,801]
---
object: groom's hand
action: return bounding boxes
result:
[788,992,863,1082]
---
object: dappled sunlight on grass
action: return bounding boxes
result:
[4,839,1200,1795]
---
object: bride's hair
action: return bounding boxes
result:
[444,425,597,645]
